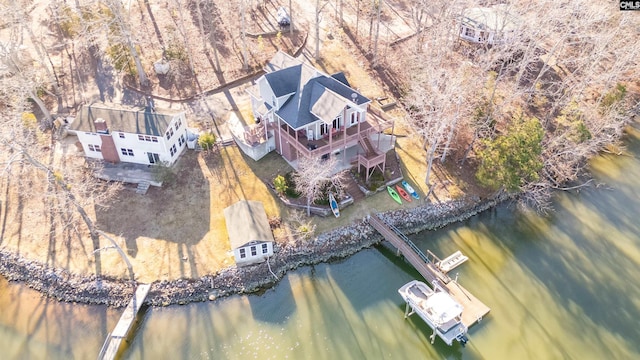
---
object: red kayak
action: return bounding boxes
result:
[396,184,412,202]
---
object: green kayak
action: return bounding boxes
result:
[387,186,402,205]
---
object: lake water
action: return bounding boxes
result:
[1,125,639,359]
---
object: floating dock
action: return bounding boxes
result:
[98,284,151,360]
[367,214,490,328]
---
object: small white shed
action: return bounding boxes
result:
[224,200,275,266]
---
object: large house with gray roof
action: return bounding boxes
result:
[247,51,394,179]
[69,103,187,166]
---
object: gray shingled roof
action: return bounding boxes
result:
[261,51,370,130]
[274,71,370,129]
[70,103,182,136]
[265,65,301,97]
[224,200,274,249]
[331,72,351,87]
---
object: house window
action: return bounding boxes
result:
[251,246,257,256]
[166,132,170,140]
[464,26,475,38]
[262,243,268,254]
[170,144,177,156]
[320,123,328,136]
[139,135,158,142]
[120,148,134,156]
[350,111,360,126]
[178,134,184,147]
[88,144,101,152]
[239,248,246,259]
[333,116,341,130]
[119,133,125,138]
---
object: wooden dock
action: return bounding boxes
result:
[367,214,490,328]
[98,284,151,360]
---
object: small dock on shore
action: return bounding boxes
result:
[367,214,490,328]
[98,284,151,360]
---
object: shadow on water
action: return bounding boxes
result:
[247,275,295,325]
[512,191,640,354]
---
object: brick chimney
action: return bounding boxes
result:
[94,118,109,134]
[94,117,119,163]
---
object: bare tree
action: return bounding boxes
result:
[102,0,149,86]
[292,156,346,216]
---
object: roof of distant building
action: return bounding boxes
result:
[461,4,519,32]
[70,103,183,136]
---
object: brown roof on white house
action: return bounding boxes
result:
[70,102,184,136]
[224,200,274,249]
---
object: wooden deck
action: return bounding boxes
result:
[367,214,490,328]
[98,284,151,360]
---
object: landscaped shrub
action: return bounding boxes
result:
[273,175,287,195]
[283,172,301,198]
[198,132,216,151]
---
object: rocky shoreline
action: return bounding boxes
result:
[0,192,512,308]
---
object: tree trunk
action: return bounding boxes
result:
[26,26,63,113]
[372,0,381,66]
[127,39,149,86]
[241,0,249,70]
[315,0,321,60]
[355,0,360,38]
[210,19,222,72]
[27,89,53,126]
[289,0,294,36]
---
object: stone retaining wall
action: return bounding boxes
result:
[0,192,513,308]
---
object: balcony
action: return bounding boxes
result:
[278,108,393,157]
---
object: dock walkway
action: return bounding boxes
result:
[98,284,151,360]
[367,214,490,328]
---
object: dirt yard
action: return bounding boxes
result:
[0,0,478,283]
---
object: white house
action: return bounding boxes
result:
[457,5,519,45]
[224,200,275,266]
[246,51,394,179]
[68,103,188,166]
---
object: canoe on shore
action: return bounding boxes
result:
[402,180,420,200]
[396,184,412,202]
[387,186,402,205]
[329,192,340,218]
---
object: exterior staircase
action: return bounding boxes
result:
[358,136,378,156]
[136,181,150,194]
[344,172,366,202]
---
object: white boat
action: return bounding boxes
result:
[398,280,468,346]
